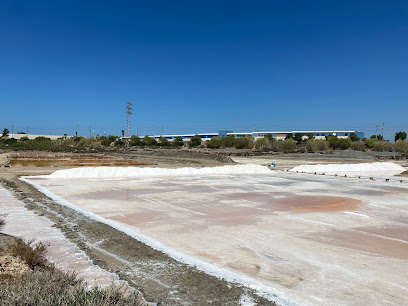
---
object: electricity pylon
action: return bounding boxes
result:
[126,102,133,138]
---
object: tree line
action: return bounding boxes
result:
[1,128,407,154]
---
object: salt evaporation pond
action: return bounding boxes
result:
[26,163,408,305]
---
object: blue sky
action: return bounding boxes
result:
[1,1,407,139]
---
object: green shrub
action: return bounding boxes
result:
[143,136,156,146]
[338,138,352,150]
[3,138,17,145]
[114,140,125,147]
[206,137,222,149]
[373,141,393,152]
[255,137,271,150]
[395,140,408,154]
[172,136,184,147]
[234,136,254,149]
[350,133,360,142]
[72,136,83,143]
[364,138,376,148]
[327,136,351,150]
[272,139,296,152]
[189,134,202,147]
[351,141,366,152]
[0,268,145,305]
[100,138,112,146]
[306,139,328,152]
[326,135,338,149]
[129,136,143,146]
[157,137,171,147]
[223,136,236,148]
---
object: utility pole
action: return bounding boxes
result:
[382,123,384,140]
[76,125,79,137]
[126,102,133,138]
[11,125,13,138]
[89,126,92,138]
[26,127,29,136]
[375,124,378,140]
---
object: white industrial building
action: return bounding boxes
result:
[153,130,364,142]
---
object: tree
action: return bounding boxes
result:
[350,133,360,142]
[158,136,171,147]
[294,133,303,144]
[327,135,339,149]
[2,128,9,138]
[370,134,383,141]
[172,136,184,147]
[114,139,124,146]
[395,131,407,142]
[307,133,315,140]
[189,134,202,147]
[129,136,143,146]
[255,137,271,150]
[143,136,157,146]
[285,133,293,140]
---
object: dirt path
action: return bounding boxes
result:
[107,149,235,167]
[0,168,275,305]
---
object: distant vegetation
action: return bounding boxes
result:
[1,128,407,155]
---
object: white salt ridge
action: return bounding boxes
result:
[290,162,405,175]
[48,164,272,179]
[22,177,295,306]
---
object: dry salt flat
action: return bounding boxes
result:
[25,163,408,306]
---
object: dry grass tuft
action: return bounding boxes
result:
[10,239,49,269]
[0,268,146,305]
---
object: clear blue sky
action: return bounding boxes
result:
[1,0,407,139]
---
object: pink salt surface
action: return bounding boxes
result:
[30,173,408,305]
